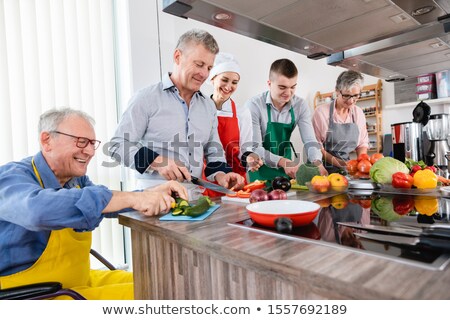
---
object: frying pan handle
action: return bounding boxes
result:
[275,217,293,233]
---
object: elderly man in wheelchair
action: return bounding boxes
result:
[0,108,187,300]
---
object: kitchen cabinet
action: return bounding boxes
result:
[119,191,450,300]
[314,80,383,155]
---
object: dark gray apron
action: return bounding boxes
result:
[323,100,359,173]
[330,203,363,244]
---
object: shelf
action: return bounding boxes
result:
[385,97,450,109]
[368,131,379,135]
[358,95,376,101]
[364,113,378,118]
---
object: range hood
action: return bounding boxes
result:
[163,0,450,81]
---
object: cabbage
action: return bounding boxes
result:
[369,157,409,184]
[371,197,403,222]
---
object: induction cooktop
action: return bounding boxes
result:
[229,194,450,271]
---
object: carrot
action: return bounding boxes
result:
[437,175,450,186]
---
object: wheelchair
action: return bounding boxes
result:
[0,249,116,300]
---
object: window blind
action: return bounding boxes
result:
[0,0,125,268]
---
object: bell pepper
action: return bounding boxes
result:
[392,196,415,215]
[391,172,414,189]
[242,180,266,192]
[413,169,438,189]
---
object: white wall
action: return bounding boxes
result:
[124,0,397,159]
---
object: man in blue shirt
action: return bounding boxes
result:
[109,29,245,198]
[0,108,187,299]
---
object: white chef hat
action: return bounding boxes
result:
[208,52,241,82]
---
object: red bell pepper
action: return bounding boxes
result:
[242,180,266,192]
[392,196,415,215]
[391,172,414,189]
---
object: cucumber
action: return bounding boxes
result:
[172,208,184,216]
[184,197,211,217]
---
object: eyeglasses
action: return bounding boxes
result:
[51,131,101,150]
[340,91,361,101]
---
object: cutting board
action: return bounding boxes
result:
[159,204,220,221]
[221,191,297,204]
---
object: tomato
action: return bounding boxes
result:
[346,159,359,174]
[392,196,415,215]
[357,153,369,162]
[354,171,370,179]
[392,172,413,189]
[425,166,437,173]
[358,199,372,209]
[357,159,372,173]
[370,153,384,164]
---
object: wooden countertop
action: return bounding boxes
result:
[119,191,450,299]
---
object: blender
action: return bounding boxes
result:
[424,113,450,177]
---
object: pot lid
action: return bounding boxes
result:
[412,101,431,126]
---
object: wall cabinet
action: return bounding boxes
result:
[313,79,383,155]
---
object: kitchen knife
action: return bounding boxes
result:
[354,233,450,252]
[190,176,236,195]
[337,222,450,239]
[177,168,236,195]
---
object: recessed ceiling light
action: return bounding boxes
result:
[213,12,232,21]
[411,5,435,17]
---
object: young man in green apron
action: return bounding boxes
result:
[245,59,327,182]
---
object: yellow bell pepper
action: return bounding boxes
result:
[413,169,438,189]
[414,196,438,216]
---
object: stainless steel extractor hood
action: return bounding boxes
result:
[163,0,450,81]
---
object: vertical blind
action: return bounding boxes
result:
[0,0,125,267]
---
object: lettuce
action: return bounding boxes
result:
[369,157,409,184]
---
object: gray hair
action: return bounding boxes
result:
[175,29,219,54]
[38,107,95,134]
[335,70,364,91]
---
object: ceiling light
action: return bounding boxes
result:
[411,5,435,17]
[213,12,232,21]
[390,13,410,24]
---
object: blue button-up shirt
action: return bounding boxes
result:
[0,152,112,276]
[109,73,229,182]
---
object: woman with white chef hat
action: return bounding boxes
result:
[208,52,262,184]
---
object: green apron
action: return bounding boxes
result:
[248,103,296,182]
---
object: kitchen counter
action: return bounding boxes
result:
[119,191,450,299]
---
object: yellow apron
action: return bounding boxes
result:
[0,158,133,300]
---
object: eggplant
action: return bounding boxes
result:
[271,176,291,192]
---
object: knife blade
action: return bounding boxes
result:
[337,222,450,239]
[354,233,450,252]
[190,176,236,195]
